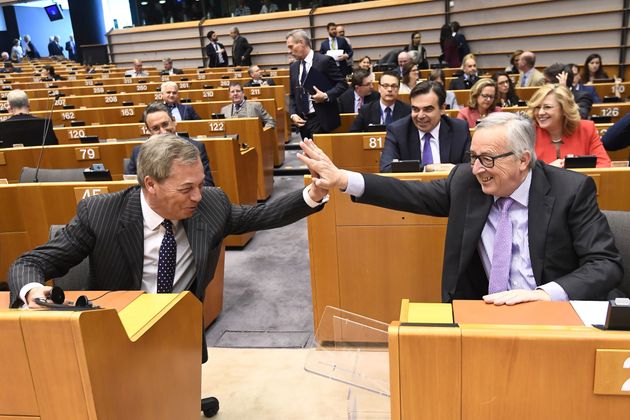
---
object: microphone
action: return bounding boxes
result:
[33,93,60,182]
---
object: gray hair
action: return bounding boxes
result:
[286,29,311,48]
[230,26,240,35]
[137,134,200,186]
[162,57,173,64]
[7,89,29,110]
[160,81,178,93]
[475,112,537,168]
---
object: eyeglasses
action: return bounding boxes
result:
[534,105,555,112]
[380,83,399,90]
[469,151,514,168]
[480,94,495,100]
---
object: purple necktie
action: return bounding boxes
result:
[157,219,176,293]
[488,197,515,294]
[422,132,434,165]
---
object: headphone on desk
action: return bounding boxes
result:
[33,286,99,311]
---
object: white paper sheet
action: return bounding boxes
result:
[570,300,609,326]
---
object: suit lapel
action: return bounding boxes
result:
[117,188,144,289]
[406,120,421,161]
[438,117,452,162]
[181,209,210,295]
[527,164,554,285]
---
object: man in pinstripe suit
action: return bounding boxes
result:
[8,135,326,311]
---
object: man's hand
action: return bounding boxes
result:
[483,289,551,306]
[25,285,53,308]
[339,53,349,62]
[298,139,348,191]
[555,71,568,87]
[291,114,306,127]
[311,86,328,103]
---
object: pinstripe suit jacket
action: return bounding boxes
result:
[8,185,320,305]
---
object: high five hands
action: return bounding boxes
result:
[297,138,348,192]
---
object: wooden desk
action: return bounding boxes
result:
[306,169,630,328]
[0,292,201,419]
[389,300,630,419]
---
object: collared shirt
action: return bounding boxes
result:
[298,49,315,114]
[343,169,568,301]
[418,122,442,166]
[521,68,534,86]
[167,104,182,121]
[232,100,246,116]
[212,42,224,63]
[379,101,396,124]
[353,91,363,113]
[140,190,196,293]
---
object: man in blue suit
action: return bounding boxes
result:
[319,22,353,76]
[380,81,470,172]
[160,81,201,121]
[287,29,348,139]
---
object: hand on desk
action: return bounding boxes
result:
[25,285,53,308]
[298,138,348,191]
[483,289,551,306]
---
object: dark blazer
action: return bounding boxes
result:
[232,36,253,66]
[349,99,411,132]
[127,136,214,186]
[289,52,348,133]
[65,41,76,61]
[244,78,275,87]
[171,103,201,121]
[353,162,622,301]
[602,113,630,152]
[453,32,470,61]
[319,36,353,75]
[206,42,228,67]
[160,68,184,75]
[572,88,593,119]
[48,41,64,57]
[1,113,59,146]
[338,89,379,114]
[379,115,471,172]
[575,84,601,103]
[25,41,40,59]
[8,186,320,307]
[449,74,479,91]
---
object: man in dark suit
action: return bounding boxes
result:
[337,68,379,113]
[244,65,275,87]
[286,29,348,139]
[229,26,253,67]
[299,112,622,304]
[380,81,470,172]
[319,22,353,76]
[205,31,228,68]
[158,81,201,122]
[48,35,64,57]
[543,63,593,119]
[126,102,212,186]
[65,35,76,61]
[0,89,58,146]
[161,57,184,75]
[349,71,410,132]
[449,54,479,91]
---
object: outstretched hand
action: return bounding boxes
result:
[297,139,348,191]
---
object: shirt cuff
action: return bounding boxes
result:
[302,185,329,208]
[537,282,569,301]
[343,171,365,197]
[20,282,44,307]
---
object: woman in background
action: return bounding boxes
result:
[528,84,611,168]
[493,71,520,107]
[404,31,428,69]
[439,24,460,68]
[429,68,459,110]
[456,78,500,128]
[581,53,609,83]
[399,62,420,93]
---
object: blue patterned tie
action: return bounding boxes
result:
[488,198,515,294]
[157,219,176,293]
[422,132,434,165]
[384,107,393,125]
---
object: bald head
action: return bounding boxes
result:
[518,51,536,72]
[398,51,411,67]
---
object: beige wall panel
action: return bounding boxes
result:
[111,39,200,53]
[476,50,620,70]
[452,0,621,20]
[314,1,444,29]
[463,13,621,40]
[110,28,198,43]
[471,32,619,54]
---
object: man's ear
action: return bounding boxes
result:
[144,176,157,194]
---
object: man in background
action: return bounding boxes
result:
[160,81,201,121]
[518,51,545,87]
[161,57,183,75]
[125,59,149,77]
[337,68,379,114]
[244,65,275,87]
[230,27,253,66]
[221,82,275,129]
[350,71,410,132]
[449,54,479,90]
[206,31,228,68]
[65,35,76,61]
[319,22,353,76]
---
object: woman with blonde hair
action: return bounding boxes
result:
[528,84,611,167]
[456,78,500,128]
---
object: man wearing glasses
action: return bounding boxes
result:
[298,112,622,305]
[337,68,379,113]
[379,81,470,172]
[349,71,411,132]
